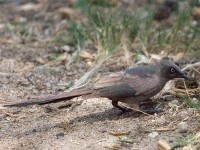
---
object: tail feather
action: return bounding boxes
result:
[4,88,94,107]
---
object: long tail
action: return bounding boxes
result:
[4,88,94,107]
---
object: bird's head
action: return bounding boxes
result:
[160,61,189,80]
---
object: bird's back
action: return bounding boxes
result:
[94,64,166,101]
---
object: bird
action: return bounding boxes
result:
[4,61,189,113]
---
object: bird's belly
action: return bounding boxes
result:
[145,82,167,98]
[119,85,165,105]
[137,82,167,101]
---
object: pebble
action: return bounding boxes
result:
[61,45,71,52]
[32,89,38,94]
[168,100,179,109]
[168,137,174,143]
[45,82,51,89]
[177,110,188,119]
[137,54,149,63]
[0,114,6,121]
[153,116,166,125]
[176,122,188,133]
[66,72,74,76]
[191,98,199,104]
[148,132,159,138]
[177,109,194,119]
[171,100,179,105]
[56,132,65,139]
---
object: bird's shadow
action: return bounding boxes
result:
[0,108,145,141]
[69,100,161,124]
[69,107,143,124]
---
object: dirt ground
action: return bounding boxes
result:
[0,1,199,150]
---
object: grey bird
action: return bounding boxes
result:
[4,61,189,113]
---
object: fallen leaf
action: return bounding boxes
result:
[19,3,41,11]
[35,57,46,64]
[157,139,171,150]
[173,52,185,62]
[108,131,130,136]
[79,51,95,60]
[119,136,134,144]
[58,7,79,19]
[150,54,162,60]
[192,7,200,20]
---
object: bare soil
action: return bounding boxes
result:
[0,1,199,150]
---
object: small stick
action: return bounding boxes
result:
[57,101,74,109]
[70,57,109,91]
[153,127,176,131]
[192,67,200,74]
[129,107,152,116]
[0,111,16,118]
[108,131,130,136]
[181,62,200,71]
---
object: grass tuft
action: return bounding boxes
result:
[172,132,200,150]
[54,1,200,61]
[181,96,200,111]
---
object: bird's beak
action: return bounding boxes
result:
[180,73,190,80]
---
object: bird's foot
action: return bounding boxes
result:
[112,101,133,115]
[117,107,133,115]
[120,107,133,113]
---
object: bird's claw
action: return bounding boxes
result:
[118,107,132,116]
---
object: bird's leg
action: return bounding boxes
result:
[111,101,132,113]
[112,99,163,115]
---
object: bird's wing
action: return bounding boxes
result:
[94,71,125,88]
[93,70,160,98]
[124,73,160,96]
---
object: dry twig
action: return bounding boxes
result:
[129,107,152,116]
[181,62,200,71]
[108,131,130,136]
[153,127,176,132]
[70,57,109,91]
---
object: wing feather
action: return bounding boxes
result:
[124,74,160,96]
[93,68,160,98]
[94,71,125,88]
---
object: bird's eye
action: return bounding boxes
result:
[170,68,175,73]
